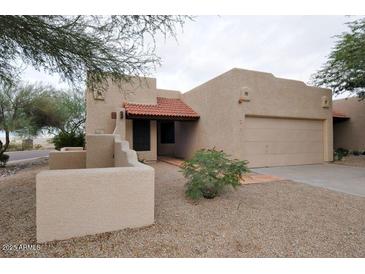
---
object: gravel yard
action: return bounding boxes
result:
[1,161,364,258]
[0,158,48,178]
[334,155,365,167]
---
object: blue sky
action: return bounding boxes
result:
[21,15,360,98]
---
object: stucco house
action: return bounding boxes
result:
[333,97,365,151]
[36,67,333,243]
[86,68,333,168]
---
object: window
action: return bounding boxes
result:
[133,120,150,151]
[160,121,175,144]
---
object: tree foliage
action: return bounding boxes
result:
[312,18,365,99]
[0,15,189,89]
[47,89,86,150]
[0,83,57,159]
[180,148,249,200]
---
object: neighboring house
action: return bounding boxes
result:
[333,97,365,151]
[86,68,333,167]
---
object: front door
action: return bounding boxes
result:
[133,119,150,151]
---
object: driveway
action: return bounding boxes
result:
[7,150,51,162]
[253,164,365,197]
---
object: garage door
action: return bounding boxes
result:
[244,116,324,167]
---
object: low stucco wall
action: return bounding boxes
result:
[36,164,154,243]
[86,134,114,168]
[60,147,84,151]
[49,150,86,170]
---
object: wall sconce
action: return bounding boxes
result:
[239,87,251,103]
[321,96,330,108]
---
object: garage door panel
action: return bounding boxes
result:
[245,117,323,130]
[245,141,323,155]
[244,117,324,167]
[245,128,322,142]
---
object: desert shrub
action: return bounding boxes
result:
[337,148,349,156]
[34,144,43,150]
[352,150,361,156]
[334,147,349,161]
[0,153,9,167]
[180,148,249,200]
[51,131,85,150]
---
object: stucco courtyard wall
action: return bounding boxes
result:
[176,68,333,167]
[37,128,155,243]
[86,134,115,168]
[49,150,86,170]
[36,165,154,243]
[333,97,365,150]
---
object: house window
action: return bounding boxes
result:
[160,121,175,144]
[133,120,150,151]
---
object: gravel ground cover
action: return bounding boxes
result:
[1,161,364,258]
[334,155,365,168]
[0,158,48,178]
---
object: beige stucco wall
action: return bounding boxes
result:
[49,151,86,170]
[156,88,181,99]
[86,77,163,162]
[176,68,333,167]
[86,77,157,135]
[37,132,155,243]
[333,97,365,150]
[36,165,154,243]
[85,68,333,167]
[86,134,115,168]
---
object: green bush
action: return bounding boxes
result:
[334,147,349,161]
[51,131,85,150]
[180,148,249,200]
[0,153,9,167]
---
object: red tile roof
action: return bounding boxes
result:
[332,110,349,118]
[124,97,200,120]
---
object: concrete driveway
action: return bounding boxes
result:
[253,164,365,197]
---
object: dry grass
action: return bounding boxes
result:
[1,161,364,258]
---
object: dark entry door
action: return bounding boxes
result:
[133,120,150,151]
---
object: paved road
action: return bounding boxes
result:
[6,150,51,162]
[253,164,365,197]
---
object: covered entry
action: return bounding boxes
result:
[243,116,324,167]
[124,97,199,160]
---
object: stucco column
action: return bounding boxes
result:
[114,107,126,139]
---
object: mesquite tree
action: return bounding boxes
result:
[312,18,365,99]
[0,16,189,89]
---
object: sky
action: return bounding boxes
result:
[21,15,359,97]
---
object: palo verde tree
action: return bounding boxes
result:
[0,16,189,89]
[312,17,365,99]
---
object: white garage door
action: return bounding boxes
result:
[244,116,324,167]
